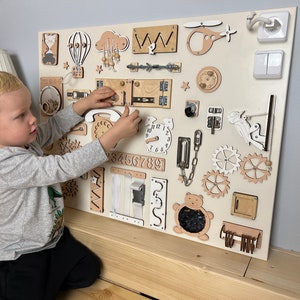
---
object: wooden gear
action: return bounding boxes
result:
[202,170,230,198]
[240,153,271,183]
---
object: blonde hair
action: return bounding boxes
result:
[0,71,23,95]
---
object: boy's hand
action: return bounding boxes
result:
[99,106,142,152]
[73,87,116,116]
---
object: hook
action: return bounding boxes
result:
[246,12,272,30]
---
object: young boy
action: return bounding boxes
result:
[0,71,141,300]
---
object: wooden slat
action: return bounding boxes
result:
[57,279,147,300]
[64,207,300,300]
[246,247,300,297]
[64,207,249,275]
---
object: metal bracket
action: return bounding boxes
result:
[177,137,191,169]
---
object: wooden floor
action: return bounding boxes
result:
[58,207,300,300]
[57,279,149,300]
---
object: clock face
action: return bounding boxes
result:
[144,123,172,154]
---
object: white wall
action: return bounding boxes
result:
[0,0,299,252]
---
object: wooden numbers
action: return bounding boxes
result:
[108,151,165,172]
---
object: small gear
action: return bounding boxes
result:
[212,145,241,175]
[202,170,230,198]
[240,153,271,183]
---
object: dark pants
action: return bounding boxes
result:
[0,227,102,300]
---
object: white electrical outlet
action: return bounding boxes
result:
[258,11,289,42]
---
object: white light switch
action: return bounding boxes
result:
[268,51,284,76]
[254,50,284,79]
[254,52,268,76]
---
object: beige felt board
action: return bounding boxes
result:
[38,7,296,260]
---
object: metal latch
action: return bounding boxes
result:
[131,182,145,206]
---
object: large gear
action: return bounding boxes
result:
[202,170,230,198]
[212,145,241,175]
[240,153,271,183]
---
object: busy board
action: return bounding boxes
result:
[38,7,296,260]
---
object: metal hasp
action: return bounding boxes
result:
[207,106,223,134]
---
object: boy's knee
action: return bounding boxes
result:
[62,251,102,290]
[84,252,102,283]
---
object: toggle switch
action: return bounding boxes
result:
[253,50,284,79]
[185,100,200,117]
[185,104,196,117]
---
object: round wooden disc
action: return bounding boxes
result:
[196,66,222,93]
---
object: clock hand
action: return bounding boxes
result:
[145,136,159,144]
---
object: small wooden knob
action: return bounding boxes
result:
[265,160,272,167]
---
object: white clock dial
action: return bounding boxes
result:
[144,123,172,154]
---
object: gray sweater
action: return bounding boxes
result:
[0,105,108,260]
